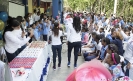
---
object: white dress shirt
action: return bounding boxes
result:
[4,31,30,53]
[34,15,40,21]
[49,30,62,45]
[67,23,81,43]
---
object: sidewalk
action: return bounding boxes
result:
[46,43,84,81]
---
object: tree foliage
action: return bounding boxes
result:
[64,0,133,18]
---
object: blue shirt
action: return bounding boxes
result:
[81,32,85,41]
[26,22,29,27]
[111,38,123,56]
[34,28,39,41]
[106,34,113,40]
[43,22,50,35]
[100,45,108,60]
[103,22,107,27]
[87,17,90,21]
[39,24,43,35]
[109,64,125,81]
[120,20,125,26]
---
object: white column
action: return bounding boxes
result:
[113,0,117,17]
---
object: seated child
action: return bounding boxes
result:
[82,32,97,54]
[83,35,102,61]
[105,53,125,81]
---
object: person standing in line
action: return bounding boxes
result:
[49,22,62,70]
[43,18,50,41]
[67,16,81,68]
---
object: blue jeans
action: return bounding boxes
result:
[52,45,62,66]
[85,55,97,61]
[68,41,81,65]
[83,52,88,58]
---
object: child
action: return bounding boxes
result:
[98,37,110,60]
[105,53,125,81]
[99,27,105,38]
[43,18,50,41]
[102,44,119,68]
[82,32,97,54]
[35,21,40,40]
[38,19,43,40]
[84,34,102,61]
[32,23,39,41]
[79,28,89,56]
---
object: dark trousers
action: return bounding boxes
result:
[124,59,129,76]
[43,35,47,41]
[68,41,81,65]
[52,45,62,66]
[5,44,27,63]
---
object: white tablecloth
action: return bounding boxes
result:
[10,42,49,81]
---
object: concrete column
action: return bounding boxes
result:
[23,0,28,15]
[52,0,59,19]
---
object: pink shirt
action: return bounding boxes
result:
[82,33,89,44]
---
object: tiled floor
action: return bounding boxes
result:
[46,43,84,81]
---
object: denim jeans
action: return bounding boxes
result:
[68,41,81,65]
[85,55,97,61]
[52,44,62,66]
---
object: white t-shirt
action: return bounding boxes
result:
[50,30,62,45]
[34,15,40,21]
[92,41,102,51]
[96,42,102,50]
[67,23,81,43]
[4,31,30,53]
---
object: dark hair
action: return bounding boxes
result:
[111,28,116,34]
[3,18,20,42]
[84,28,88,32]
[53,22,59,37]
[73,16,81,33]
[16,16,23,23]
[94,35,101,41]
[33,9,37,13]
[40,13,44,20]
[35,21,38,25]
[30,23,35,27]
[91,32,97,36]
[16,16,24,31]
[108,44,118,54]
[101,37,110,45]
[100,28,105,32]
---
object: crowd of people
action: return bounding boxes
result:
[2,8,133,81]
[64,11,133,81]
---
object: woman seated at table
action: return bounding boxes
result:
[3,18,33,62]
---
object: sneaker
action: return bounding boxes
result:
[67,62,70,67]
[53,66,56,70]
[58,64,61,68]
[74,64,77,68]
